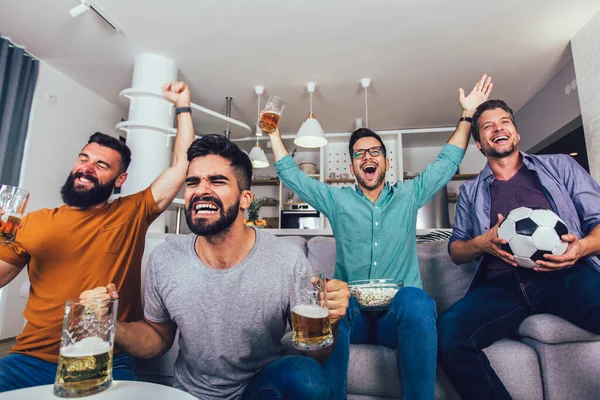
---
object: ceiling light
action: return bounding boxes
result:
[69,1,90,17]
[361,78,371,128]
[294,82,327,148]
[249,86,269,168]
[69,0,121,32]
[570,152,578,156]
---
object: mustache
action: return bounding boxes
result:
[187,195,224,213]
[73,172,99,185]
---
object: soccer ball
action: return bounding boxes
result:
[497,207,569,268]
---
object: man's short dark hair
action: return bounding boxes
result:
[86,132,131,173]
[187,134,253,191]
[348,128,387,161]
[472,100,517,142]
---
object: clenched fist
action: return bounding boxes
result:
[163,81,191,108]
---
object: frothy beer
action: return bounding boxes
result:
[258,111,281,133]
[54,337,113,398]
[0,215,21,243]
[291,304,333,350]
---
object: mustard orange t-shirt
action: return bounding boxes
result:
[0,187,160,363]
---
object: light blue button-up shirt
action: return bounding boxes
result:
[275,144,465,288]
[450,152,600,292]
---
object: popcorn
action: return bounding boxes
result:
[349,283,400,308]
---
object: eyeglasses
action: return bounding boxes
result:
[352,146,383,159]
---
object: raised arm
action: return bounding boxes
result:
[447,74,493,150]
[150,82,196,213]
[0,260,23,288]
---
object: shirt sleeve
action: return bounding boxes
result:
[448,183,475,251]
[410,144,465,208]
[560,155,600,234]
[143,249,171,324]
[275,155,337,218]
[0,213,31,268]
[141,187,161,224]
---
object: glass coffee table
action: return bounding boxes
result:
[0,381,196,399]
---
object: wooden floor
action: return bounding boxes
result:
[0,339,15,358]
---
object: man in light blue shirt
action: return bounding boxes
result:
[439,99,600,399]
[267,75,493,399]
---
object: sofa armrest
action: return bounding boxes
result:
[518,314,600,344]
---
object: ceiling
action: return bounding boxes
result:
[1,0,599,136]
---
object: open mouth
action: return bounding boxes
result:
[194,202,219,215]
[491,135,509,144]
[361,164,377,179]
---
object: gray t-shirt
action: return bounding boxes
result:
[144,228,311,400]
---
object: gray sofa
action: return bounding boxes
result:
[134,235,600,399]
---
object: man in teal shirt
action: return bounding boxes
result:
[268,75,493,399]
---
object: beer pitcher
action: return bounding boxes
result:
[0,185,29,244]
[289,272,334,350]
[54,298,118,398]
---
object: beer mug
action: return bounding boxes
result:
[54,298,118,398]
[258,96,285,133]
[289,272,334,350]
[0,185,29,244]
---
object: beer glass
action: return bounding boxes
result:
[258,96,285,133]
[0,185,29,244]
[54,298,118,398]
[290,272,334,350]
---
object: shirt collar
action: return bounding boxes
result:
[480,151,533,181]
[354,181,392,201]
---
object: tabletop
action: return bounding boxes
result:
[0,380,196,399]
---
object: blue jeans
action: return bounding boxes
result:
[324,287,438,400]
[242,355,330,400]
[0,352,137,392]
[438,264,600,400]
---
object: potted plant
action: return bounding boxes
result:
[246,194,267,228]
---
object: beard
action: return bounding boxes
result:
[185,195,240,237]
[60,172,117,208]
[355,167,386,191]
[481,142,518,159]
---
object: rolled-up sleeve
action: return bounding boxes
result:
[561,155,600,234]
[448,183,474,252]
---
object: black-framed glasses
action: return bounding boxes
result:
[353,146,383,159]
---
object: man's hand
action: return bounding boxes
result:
[474,214,517,267]
[79,283,119,302]
[534,234,584,272]
[163,82,191,108]
[326,279,350,324]
[459,74,493,114]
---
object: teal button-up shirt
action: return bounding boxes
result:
[275,144,465,288]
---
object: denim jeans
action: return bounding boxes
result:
[438,263,600,400]
[242,355,330,400]
[323,287,438,400]
[0,352,137,392]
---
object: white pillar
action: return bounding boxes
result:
[572,12,600,183]
[121,54,178,233]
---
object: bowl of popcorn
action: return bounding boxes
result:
[348,279,404,310]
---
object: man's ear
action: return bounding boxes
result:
[115,172,128,188]
[239,190,253,210]
[385,158,390,171]
[475,141,482,151]
[350,163,355,177]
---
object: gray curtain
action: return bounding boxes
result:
[0,36,39,186]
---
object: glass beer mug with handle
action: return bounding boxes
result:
[0,185,29,244]
[289,272,334,350]
[54,298,118,398]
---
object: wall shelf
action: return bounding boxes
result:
[326,178,355,184]
[119,88,252,139]
[251,179,280,186]
[403,172,479,181]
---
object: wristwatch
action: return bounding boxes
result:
[175,107,192,116]
[459,116,473,123]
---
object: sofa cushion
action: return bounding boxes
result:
[307,237,336,279]
[417,240,475,315]
[518,313,600,344]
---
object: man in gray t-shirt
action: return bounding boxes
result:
[105,135,350,399]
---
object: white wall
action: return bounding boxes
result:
[513,59,582,153]
[0,61,124,339]
[572,12,600,183]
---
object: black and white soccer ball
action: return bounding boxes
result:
[497,207,569,268]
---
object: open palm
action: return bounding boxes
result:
[459,74,493,113]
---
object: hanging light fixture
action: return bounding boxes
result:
[249,86,269,168]
[360,78,371,128]
[294,82,327,148]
